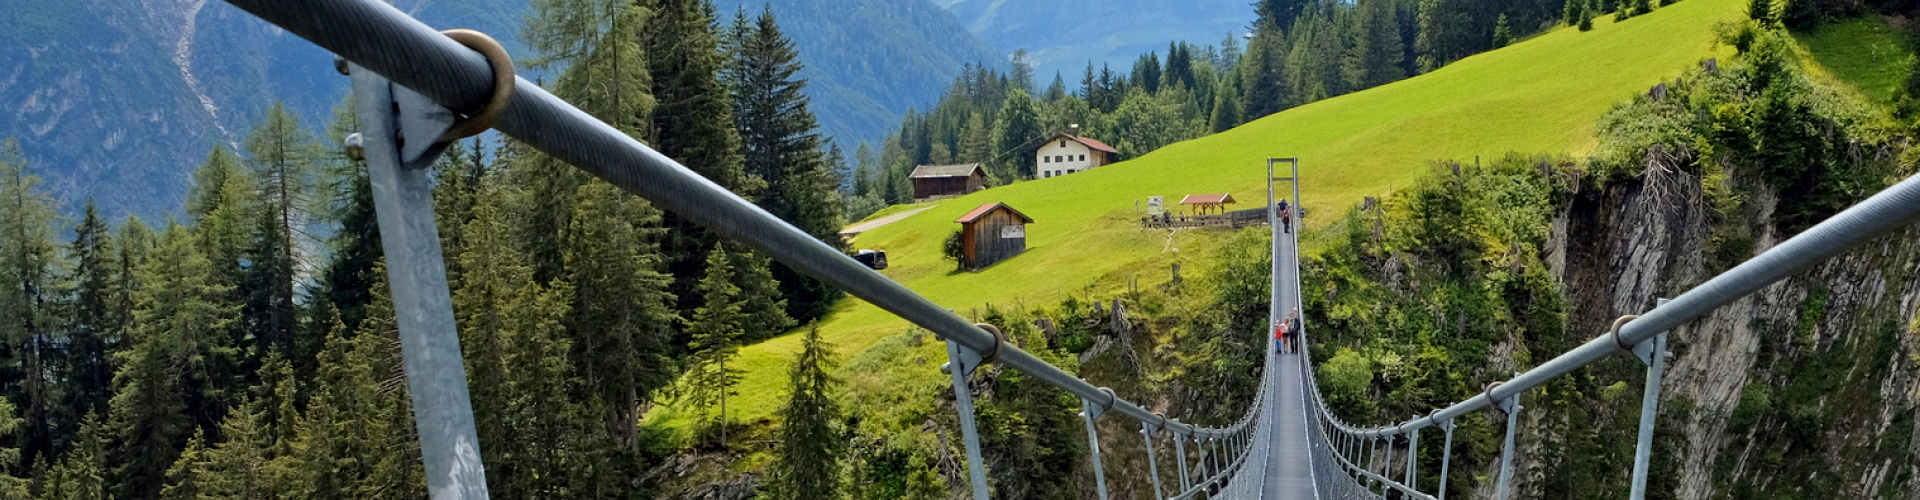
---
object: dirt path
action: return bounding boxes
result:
[840,206,934,236]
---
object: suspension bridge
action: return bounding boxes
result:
[217,0,1920,498]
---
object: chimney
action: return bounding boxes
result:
[1069,124,1080,137]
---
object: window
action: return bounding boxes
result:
[1060,140,1068,147]
[1079,154,1086,161]
[1043,156,1051,163]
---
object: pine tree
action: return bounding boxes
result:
[169,376,286,499]
[41,411,106,500]
[686,244,746,446]
[1210,67,1244,132]
[1163,42,1197,91]
[109,224,239,499]
[1241,20,1292,120]
[0,138,59,470]
[0,397,27,496]
[728,248,793,345]
[1045,73,1068,101]
[241,102,317,361]
[63,200,120,432]
[1132,52,1163,95]
[1491,14,1514,47]
[987,89,1045,182]
[730,7,846,322]
[317,95,383,337]
[563,181,678,452]
[960,112,992,164]
[289,266,424,498]
[767,325,843,499]
[1010,49,1035,93]
[450,187,593,496]
[1578,0,1596,31]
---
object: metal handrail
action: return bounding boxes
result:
[1326,169,1920,439]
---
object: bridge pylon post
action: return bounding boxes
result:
[1492,377,1522,500]
[941,338,992,499]
[1078,388,1117,500]
[1173,428,1191,491]
[349,60,493,499]
[1406,423,1420,490]
[1436,417,1456,500]
[1629,298,1674,500]
[1141,421,1166,500]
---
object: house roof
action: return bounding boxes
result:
[1049,133,1118,154]
[1180,193,1237,205]
[956,202,1035,224]
[910,163,982,178]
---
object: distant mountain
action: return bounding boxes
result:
[0,0,527,220]
[3,0,997,219]
[946,0,1254,84]
[711,0,1003,152]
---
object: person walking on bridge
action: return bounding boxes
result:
[1285,309,1302,353]
[1277,199,1292,233]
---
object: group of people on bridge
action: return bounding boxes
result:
[1273,308,1301,354]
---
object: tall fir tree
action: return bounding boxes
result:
[316,95,383,339]
[987,89,1045,183]
[1210,66,1244,132]
[563,181,678,453]
[287,265,425,498]
[960,112,992,164]
[686,244,746,446]
[240,102,317,361]
[0,138,60,469]
[63,199,120,432]
[767,325,844,499]
[41,411,107,499]
[0,397,26,496]
[108,224,240,499]
[1044,73,1068,102]
[1241,20,1292,120]
[730,7,846,322]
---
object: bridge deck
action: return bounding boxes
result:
[1261,225,1319,499]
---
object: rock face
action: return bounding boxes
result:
[1543,165,1920,499]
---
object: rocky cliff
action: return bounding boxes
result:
[1542,162,1919,498]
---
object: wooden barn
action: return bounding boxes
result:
[910,163,986,201]
[955,202,1033,270]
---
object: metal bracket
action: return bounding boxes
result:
[1078,387,1118,420]
[939,323,1005,378]
[393,84,458,166]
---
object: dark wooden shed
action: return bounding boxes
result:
[956,202,1033,270]
[910,164,985,201]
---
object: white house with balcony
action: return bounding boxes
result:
[1034,129,1117,179]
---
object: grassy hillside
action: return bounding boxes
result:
[642,0,1746,437]
[1792,15,1911,106]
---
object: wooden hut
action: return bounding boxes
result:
[955,202,1033,270]
[1179,193,1237,215]
[910,164,985,201]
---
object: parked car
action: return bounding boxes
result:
[853,249,888,270]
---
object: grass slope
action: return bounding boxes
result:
[1793,15,1911,106]
[643,0,1745,437]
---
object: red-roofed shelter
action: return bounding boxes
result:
[954,202,1033,270]
[1180,193,1237,214]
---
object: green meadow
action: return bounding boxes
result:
[643,0,1749,437]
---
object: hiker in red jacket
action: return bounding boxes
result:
[1273,319,1287,354]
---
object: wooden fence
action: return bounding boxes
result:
[1140,207,1274,229]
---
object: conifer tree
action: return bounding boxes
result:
[0,397,26,496]
[1132,52,1163,95]
[65,200,120,425]
[564,181,678,451]
[1578,0,1597,31]
[41,411,106,500]
[1491,14,1514,47]
[1045,73,1068,102]
[109,224,239,499]
[0,138,59,468]
[450,187,593,496]
[987,89,1045,182]
[686,244,745,446]
[1010,50,1035,94]
[767,325,844,499]
[960,112,992,164]
[289,266,424,497]
[241,102,317,360]
[1163,42,1198,91]
[730,7,846,322]
[317,95,383,336]
[1241,20,1292,120]
[1211,68,1244,132]
[168,376,287,499]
